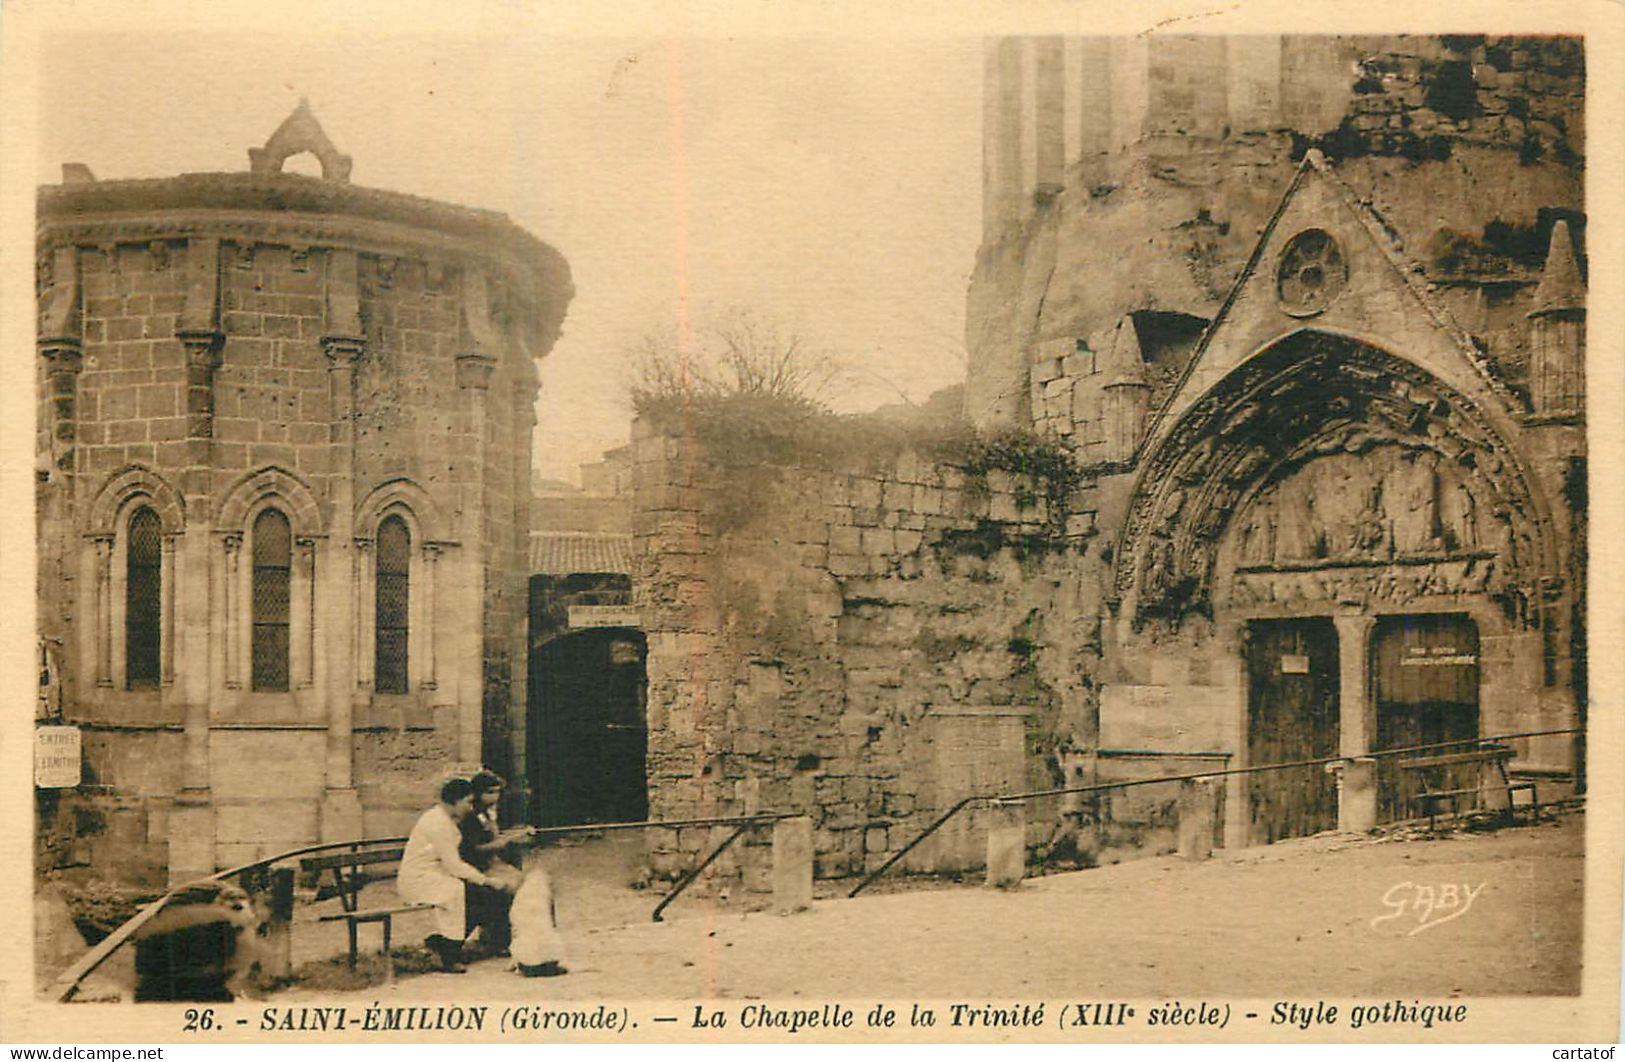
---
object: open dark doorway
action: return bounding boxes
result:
[1246,617,1340,844]
[1373,613,1480,822]
[528,629,648,827]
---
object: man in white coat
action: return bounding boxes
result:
[398,777,499,973]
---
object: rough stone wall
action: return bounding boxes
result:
[969,35,1584,429]
[630,35,1588,886]
[632,423,1109,880]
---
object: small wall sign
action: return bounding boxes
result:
[34,725,81,788]
[567,605,642,630]
[1280,653,1310,674]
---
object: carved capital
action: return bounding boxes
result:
[455,350,496,391]
[38,341,84,374]
[222,531,243,555]
[179,332,225,371]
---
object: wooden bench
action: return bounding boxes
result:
[1399,744,1538,829]
[299,846,434,968]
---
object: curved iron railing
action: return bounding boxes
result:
[50,814,797,1002]
[50,726,1581,999]
[848,726,1583,897]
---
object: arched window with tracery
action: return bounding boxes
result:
[124,505,161,689]
[252,508,292,691]
[374,515,410,694]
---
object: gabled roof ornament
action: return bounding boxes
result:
[248,99,352,183]
[1528,219,1585,318]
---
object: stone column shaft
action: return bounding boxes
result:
[1033,37,1066,197]
[982,37,1026,240]
[93,536,113,687]
[421,545,440,690]
[160,535,177,687]
[455,349,496,765]
[320,248,365,835]
[1333,613,1377,758]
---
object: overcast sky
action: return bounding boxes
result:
[34,29,984,485]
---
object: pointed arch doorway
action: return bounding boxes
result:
[1114,329,1562,846]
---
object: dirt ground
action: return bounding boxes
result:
[271,810,1584,1002]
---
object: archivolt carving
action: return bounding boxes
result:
[85,466,185,536]
[353,477,453,544]
[1114,331,1555,627]
[216,466,323,536]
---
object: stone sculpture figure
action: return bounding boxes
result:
[1354,482,1386,553]
[1384,450,1439,555]
[1442,478,1479,550]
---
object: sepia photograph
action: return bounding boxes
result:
[4,0,1621,1045]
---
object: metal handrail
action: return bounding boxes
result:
[50,834,416,1002]
[848,726,1583,897]
[651,823,754,922]
[51,813,798,1001]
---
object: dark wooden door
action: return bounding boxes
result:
[1246,618,1340,843]
[529,629,649,827]
[1373,614,1480,822]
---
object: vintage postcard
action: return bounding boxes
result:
[1,0,1620,1046]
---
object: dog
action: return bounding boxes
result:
[507,857,567,977]
[131,881,261,1002]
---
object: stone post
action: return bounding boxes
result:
[257,866,296,980]
[771,816,813,913]
[985,800,1026,888]
[1328,757,1377,834]
[1177,777,1220,861]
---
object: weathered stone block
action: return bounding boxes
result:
[860,528,896,555]
[829,552,867,577]
[1332,757,1377,834]
[989,492,1020,522]
[1176,777,1220,860]
[985,801,1026,887]
[830,525,862,554]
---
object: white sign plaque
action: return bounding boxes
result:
[567,605,642,630]
[34,725,81,788]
